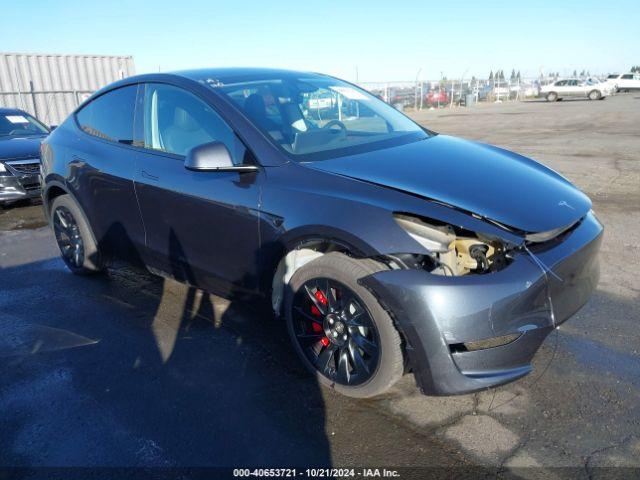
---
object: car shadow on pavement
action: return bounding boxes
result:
[0,225,499,475]
[0,230,332,470]
[525,98,596,103]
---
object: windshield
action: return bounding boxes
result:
[213,76,429,161]
[0,112,49,138]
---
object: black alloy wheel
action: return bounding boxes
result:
[53,205,85,269]
[291,277,380,386]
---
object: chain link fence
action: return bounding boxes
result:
[356,76,576,111]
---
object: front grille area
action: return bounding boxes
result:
[5,159,41,175]
[23,183,41,192]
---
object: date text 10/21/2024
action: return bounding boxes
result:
[232,468,401,477]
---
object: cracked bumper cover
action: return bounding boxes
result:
[0,173,41,203]
[361,212,603,395]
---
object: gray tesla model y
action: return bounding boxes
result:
[41,68,602,398]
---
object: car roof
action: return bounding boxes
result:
[172,67,327,84]
[81,67,335,112]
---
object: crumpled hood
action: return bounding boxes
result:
[305,135,591,233]
[0,135,46,161]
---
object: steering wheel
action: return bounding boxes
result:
[322,120,347,134]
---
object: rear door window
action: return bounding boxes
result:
[76,85,137,144]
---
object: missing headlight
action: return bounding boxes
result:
[393,213,512,276]
[393,214,454,253]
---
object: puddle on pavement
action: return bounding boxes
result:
[0,202,47,231]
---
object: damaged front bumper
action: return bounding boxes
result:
[0,171,41,204]
[361,212,603,395]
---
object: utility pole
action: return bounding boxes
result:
[438,72,443,109]
[458,68,468,107]
[13,67,26,111]
[414,68,422,111]
[29,81,38,119]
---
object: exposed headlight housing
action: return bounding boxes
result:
[393,213,509,276]
[0,162,6,173]
[393,214,455,253]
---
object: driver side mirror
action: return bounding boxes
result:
[184,141,258,172]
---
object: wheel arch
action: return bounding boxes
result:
[44,181,101,250]
[43,180,71,220]
[266,228,382,316]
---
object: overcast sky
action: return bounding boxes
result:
[2,0,638,81]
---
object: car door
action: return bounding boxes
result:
[133,82,262,295]
[552,80,567,96]
[618,74,633,90]
[564,80,578,96]
[72,84,146,260]
[576,79,590,97]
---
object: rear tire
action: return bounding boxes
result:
[284,252,404,398]
[51,194,104,275]
[546,92,558,102]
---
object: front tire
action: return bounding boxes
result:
[51,194,104,275]
[588,90,601,100]
[284,253,404,398]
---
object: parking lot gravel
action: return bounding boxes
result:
[1,94,638,477]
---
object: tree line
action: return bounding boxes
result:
[488,70,522,82]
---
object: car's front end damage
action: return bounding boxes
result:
[279,130,602,396]
[361,211,602,395]
[0,158,42,205]
[0,132,47,206]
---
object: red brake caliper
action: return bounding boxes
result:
[314,289,328,306]
[311,289,330,346]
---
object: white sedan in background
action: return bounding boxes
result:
[540,78,612,101]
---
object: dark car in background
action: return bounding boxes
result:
[40,68,602,398]
[0,108,50,207]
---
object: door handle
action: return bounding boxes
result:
[141,169,159,181]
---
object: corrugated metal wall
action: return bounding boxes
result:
[0,52,135,126]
